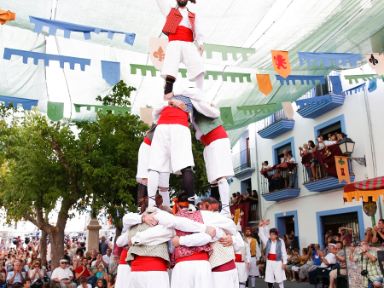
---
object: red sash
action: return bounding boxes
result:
[168,26,193,42]
[200,125,228,146]
[175,251,209,264]
[130,256,168,271]
[157,106,189,127]
[212,260,236,272]
[143,137,151,146]
[267,253,277,261]
[235,254,243,263]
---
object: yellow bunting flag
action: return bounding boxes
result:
[149,37,168,70]
[282,102,294,119]
[272,50,291,78]
[335,156,350,184]
[256,74,273,96]
[0,9,15,25]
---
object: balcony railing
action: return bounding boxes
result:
[257,109,295,139]
[300,144,355,192]
[260,162,300,201]
[232,148,255,177]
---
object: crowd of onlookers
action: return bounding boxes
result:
[299,132,347,182]
[0,235,117,288]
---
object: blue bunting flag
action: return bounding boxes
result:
[101,61,120,85]
[3,48,91,71]
[275,75,326,86]
[298,52,362,68]
[0,95,38,110]
[29,16,136,45]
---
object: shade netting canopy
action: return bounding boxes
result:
[1,0,384,142]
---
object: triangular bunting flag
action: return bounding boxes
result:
[367,53,384,75]
[271,50,291,78]
[256,74,273,96]
[0,9,15,25]
[149,37,168,70]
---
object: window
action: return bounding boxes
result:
[318,121,342,139]
[314,115,346,141]
[275,143,293,164]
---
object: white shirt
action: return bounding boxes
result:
[258,226,288,264]
[50,267,73,281]
[77,284,92,288]
[320,253,336,268]
[155,0,204,44]
[102,254,111,265]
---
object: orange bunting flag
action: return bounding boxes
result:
[256,74,273,96]
[0,9,16,25]
[335,156,351,184]
[272,50,291,78]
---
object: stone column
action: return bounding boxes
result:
[87,218,101,252]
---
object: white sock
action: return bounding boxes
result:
[279,282,284,288]
[239,284,246,288]
[147,170,159,207]
[160,191,170,207]
[218,178,230,215]
[194,73,204,91]
[249,276,256,288]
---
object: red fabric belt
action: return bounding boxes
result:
[143,137,151,146]
[119,249,128,265]
[200,125,228,146]
[176,252,209,264]
[267,253,277,261]
[157,106,189,127]
[168,26,193,42]
[235,254,243,263]
[130,256,168,272]
[212,260,236,272]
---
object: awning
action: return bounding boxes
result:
[343,176,384,202]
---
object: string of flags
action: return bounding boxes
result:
[0,8,15,25]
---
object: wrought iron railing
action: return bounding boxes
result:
[232,148,254,173]
[260,109,289,130]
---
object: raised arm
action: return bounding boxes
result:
[258,226,269,246]
[131,225,174,246]
[155,0,172,16]
[281,239,288,265]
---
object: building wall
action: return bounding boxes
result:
[229,66,384,249]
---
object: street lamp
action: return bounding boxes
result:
[338,138,366,166]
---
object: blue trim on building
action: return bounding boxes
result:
[275,210,299,238]
[272,137,296,165]
[304,176,355,192]
[258,119,295,139]
[313,115,346,138]
[316,206,364,248]
[296,94,345,119]
[262,188,300,201]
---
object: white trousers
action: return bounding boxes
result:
[128,271,170,288]
[212,269,239,288]
[115,264,131,288]
[171,260,213,288]
[162,40,204,80]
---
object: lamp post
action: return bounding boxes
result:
[337,138,366,166]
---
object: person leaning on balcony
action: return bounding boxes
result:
[299,144,314,181]
[307,140,319,180]
[282,150,296,188]
[372,219,384,245]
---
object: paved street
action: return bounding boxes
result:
[255,278,313,287]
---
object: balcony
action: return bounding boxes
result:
[301,144,355,192]
[296,94,345,119]
[232,148,255,179]
[260,162,300,202]
[257,110,295,139]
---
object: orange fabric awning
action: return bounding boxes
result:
[343,176,384,202]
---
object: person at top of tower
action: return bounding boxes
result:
[155,0,205,99]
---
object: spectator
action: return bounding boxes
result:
[6,259,26,288]
[77,277,91,288]
[107,256,118,278]
[0,258,7,288]
[99,238,108,256]
[102,250,112,268]
[300,144,313,181]
[74,258,95,286]
[28,260,46,288]
[365,227,375,244]
[95,278,107,288]
[372,219,384,245]
[328,241,346,288]
[307,140,319,180]
[299,244,322,281]
[50,259,76,288]
[91,254,107,269]
[23,279,31,288]
[350,240,384,288]
[339,227,353,247]
[95,264,107,281]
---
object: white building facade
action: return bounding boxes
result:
[230,66,384,249]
